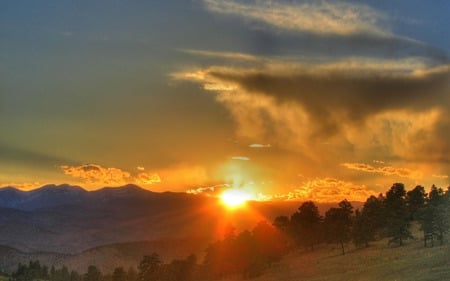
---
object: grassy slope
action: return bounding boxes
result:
[223,234,450,281]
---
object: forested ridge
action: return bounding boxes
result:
[2,183,449,281]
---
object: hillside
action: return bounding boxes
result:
[222,233,450,281]
[0,238,209,273]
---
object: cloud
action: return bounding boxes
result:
[186,186,216,195]
[432,174,448,179]
[0,182,42,190]
[182,49,260,62]
[271,177,377,202]
[186,184,231,196]
[136,166,145,171]
[203,0,388,37]
[231,156,250,161]
[342,163,423,180]
[135,172,161,185]
[60,164,131,186]
[249,143,271,148]
[174,58,450,162]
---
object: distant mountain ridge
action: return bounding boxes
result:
[0,184,160,211]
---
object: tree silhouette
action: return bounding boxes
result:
[165,254,197,281]
[406,185,426,220]
[418,185,449,246]
[126,267,138,281]
[273,215,290,233]
[385,183,412,246]
[112,267,126,281]
[324,200,353,255]
[352,209,371,247]
[290,201,322,250]
[138,253,162,281]
[84,266,102,281]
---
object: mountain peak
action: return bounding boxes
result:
[93,184,152,199]
[35,184,85,192]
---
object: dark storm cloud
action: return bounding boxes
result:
[208,63,450,137]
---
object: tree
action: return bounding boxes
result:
[406,185,426,220]
[352,209,371,247]
[165,254,197,281]
[70,270,82,281]
[112,267,126,281]
[363,195,386,239]
[290,201,322,250]
[385,183,412,246]
[126,267,137,281]
[324,200,353,255]
[273,215,290,233]
[418,185,449,246]
[84,266,102,281]
[138,253,162,281]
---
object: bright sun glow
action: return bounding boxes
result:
[220,189,251,208]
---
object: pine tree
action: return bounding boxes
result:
[385,183,412,246]
[290,201,322,250]
[324,200,353,255]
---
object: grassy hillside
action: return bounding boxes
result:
[222,235,450,281]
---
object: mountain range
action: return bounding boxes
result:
[0,184,361,273]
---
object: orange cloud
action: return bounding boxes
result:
[432,174,449,179]
[249,144,271,148]
[0,182,42,190]
[60,163,211,191]
[60,164,131,186]
[271,178,377,202]
[186,184,230,196]
[341,162,423,180]
[135,172,161,185]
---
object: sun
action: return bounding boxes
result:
[220,189,251,208]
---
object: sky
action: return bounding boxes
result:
[1,0,450,202]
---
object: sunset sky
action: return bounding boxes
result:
[1,0,450,201]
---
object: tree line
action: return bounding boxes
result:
[3,183,449,281]
[274,183,449,254]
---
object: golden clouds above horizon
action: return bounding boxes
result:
[59,163,210,191]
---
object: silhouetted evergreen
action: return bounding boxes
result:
[290,201,322,251]
[324,200,353,255]
[417,185,449,246]
[406,185,426,220]
[12,261,48,281]
[385,183,412,246]
[84,266,102,281]
[138,253,162,281]
[112,268,126,281]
